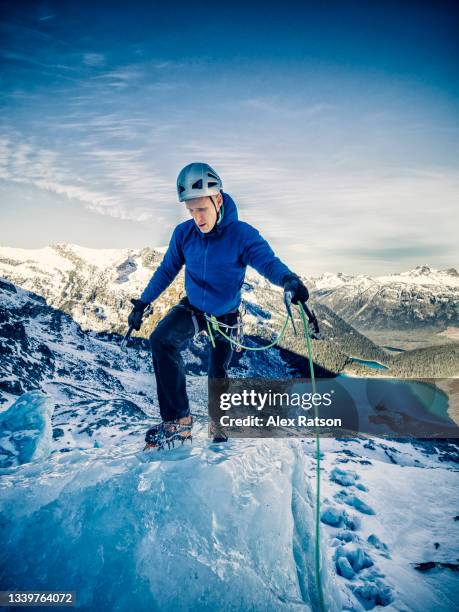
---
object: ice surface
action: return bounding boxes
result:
[0,391,54,467]
[334,490,375,515]
[321,505,361,531]
[352,579,394,607]
[0,433,342,611]
[330,467,359,487]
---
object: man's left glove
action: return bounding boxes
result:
[283,274,309,305]
[128,298,148,331]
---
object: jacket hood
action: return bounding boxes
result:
[219,192,238,228]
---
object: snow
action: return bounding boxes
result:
[0,243,137,272]
[330,467,360,487]
[314,266,459,290]
[316,437,459,612]
[0,245,74,271]
[377,265,459,288]
[0,391,54,467]
[313,273,356,291]
[62,243,136,269]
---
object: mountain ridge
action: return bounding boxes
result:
[1,243,457,335]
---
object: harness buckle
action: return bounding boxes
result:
[233,311,244,352]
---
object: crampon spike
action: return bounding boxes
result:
[143,442,162,451]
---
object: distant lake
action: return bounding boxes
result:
[336,374,453,434]
[351,357,389,370]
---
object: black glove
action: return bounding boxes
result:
[128,298,148,331]
[283,274,309,305]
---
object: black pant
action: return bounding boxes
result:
[149,297,238,422]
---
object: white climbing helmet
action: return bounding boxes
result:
[176,162,222,202]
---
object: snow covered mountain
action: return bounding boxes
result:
[310,265,459,331]
[1,243,458,383]
[1,280,458,611]
[1,245,457,336]
[0,243,392,375]
[0,243,173,333]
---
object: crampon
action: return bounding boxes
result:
[144,416,193,451]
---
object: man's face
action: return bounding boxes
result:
[185,194,222,233]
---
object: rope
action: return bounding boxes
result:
[205,313,290,351]
[207,303,326,611]
[299,304,326,612]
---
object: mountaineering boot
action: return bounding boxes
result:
[144,415,193,450]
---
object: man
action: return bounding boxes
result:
[128,162,309,449]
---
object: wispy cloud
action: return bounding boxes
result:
[46,113,172,142]
[0,20,51,42]
[239,97,334,119]
[82,53,105,67]
[92,66,146,88]
[38,14,56,22]
[0,134,173,221]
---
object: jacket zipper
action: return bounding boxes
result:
[202,239,209,311]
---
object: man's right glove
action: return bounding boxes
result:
[128,298,148,331]
[283,274,309,305]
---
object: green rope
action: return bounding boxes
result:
[206,317,217,348]
[208,304,326,611]
[299,304,325,612]
[206,314,290,351]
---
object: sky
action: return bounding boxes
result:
[0,0,458,275]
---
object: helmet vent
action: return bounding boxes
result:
[176,162,222,201]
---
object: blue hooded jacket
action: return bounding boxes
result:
[140,192,294,316]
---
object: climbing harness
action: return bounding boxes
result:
[204,311,247,352]
[205,297,326,612]
[204,297,320,352]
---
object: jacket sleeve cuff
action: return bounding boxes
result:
[282,273,299,286]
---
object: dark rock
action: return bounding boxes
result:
[0,279,17,293]
[0,379,23,395]
[0,322,28,348]
[414,561,459,572]
[37,343,54,360]
[96,358,111,368]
